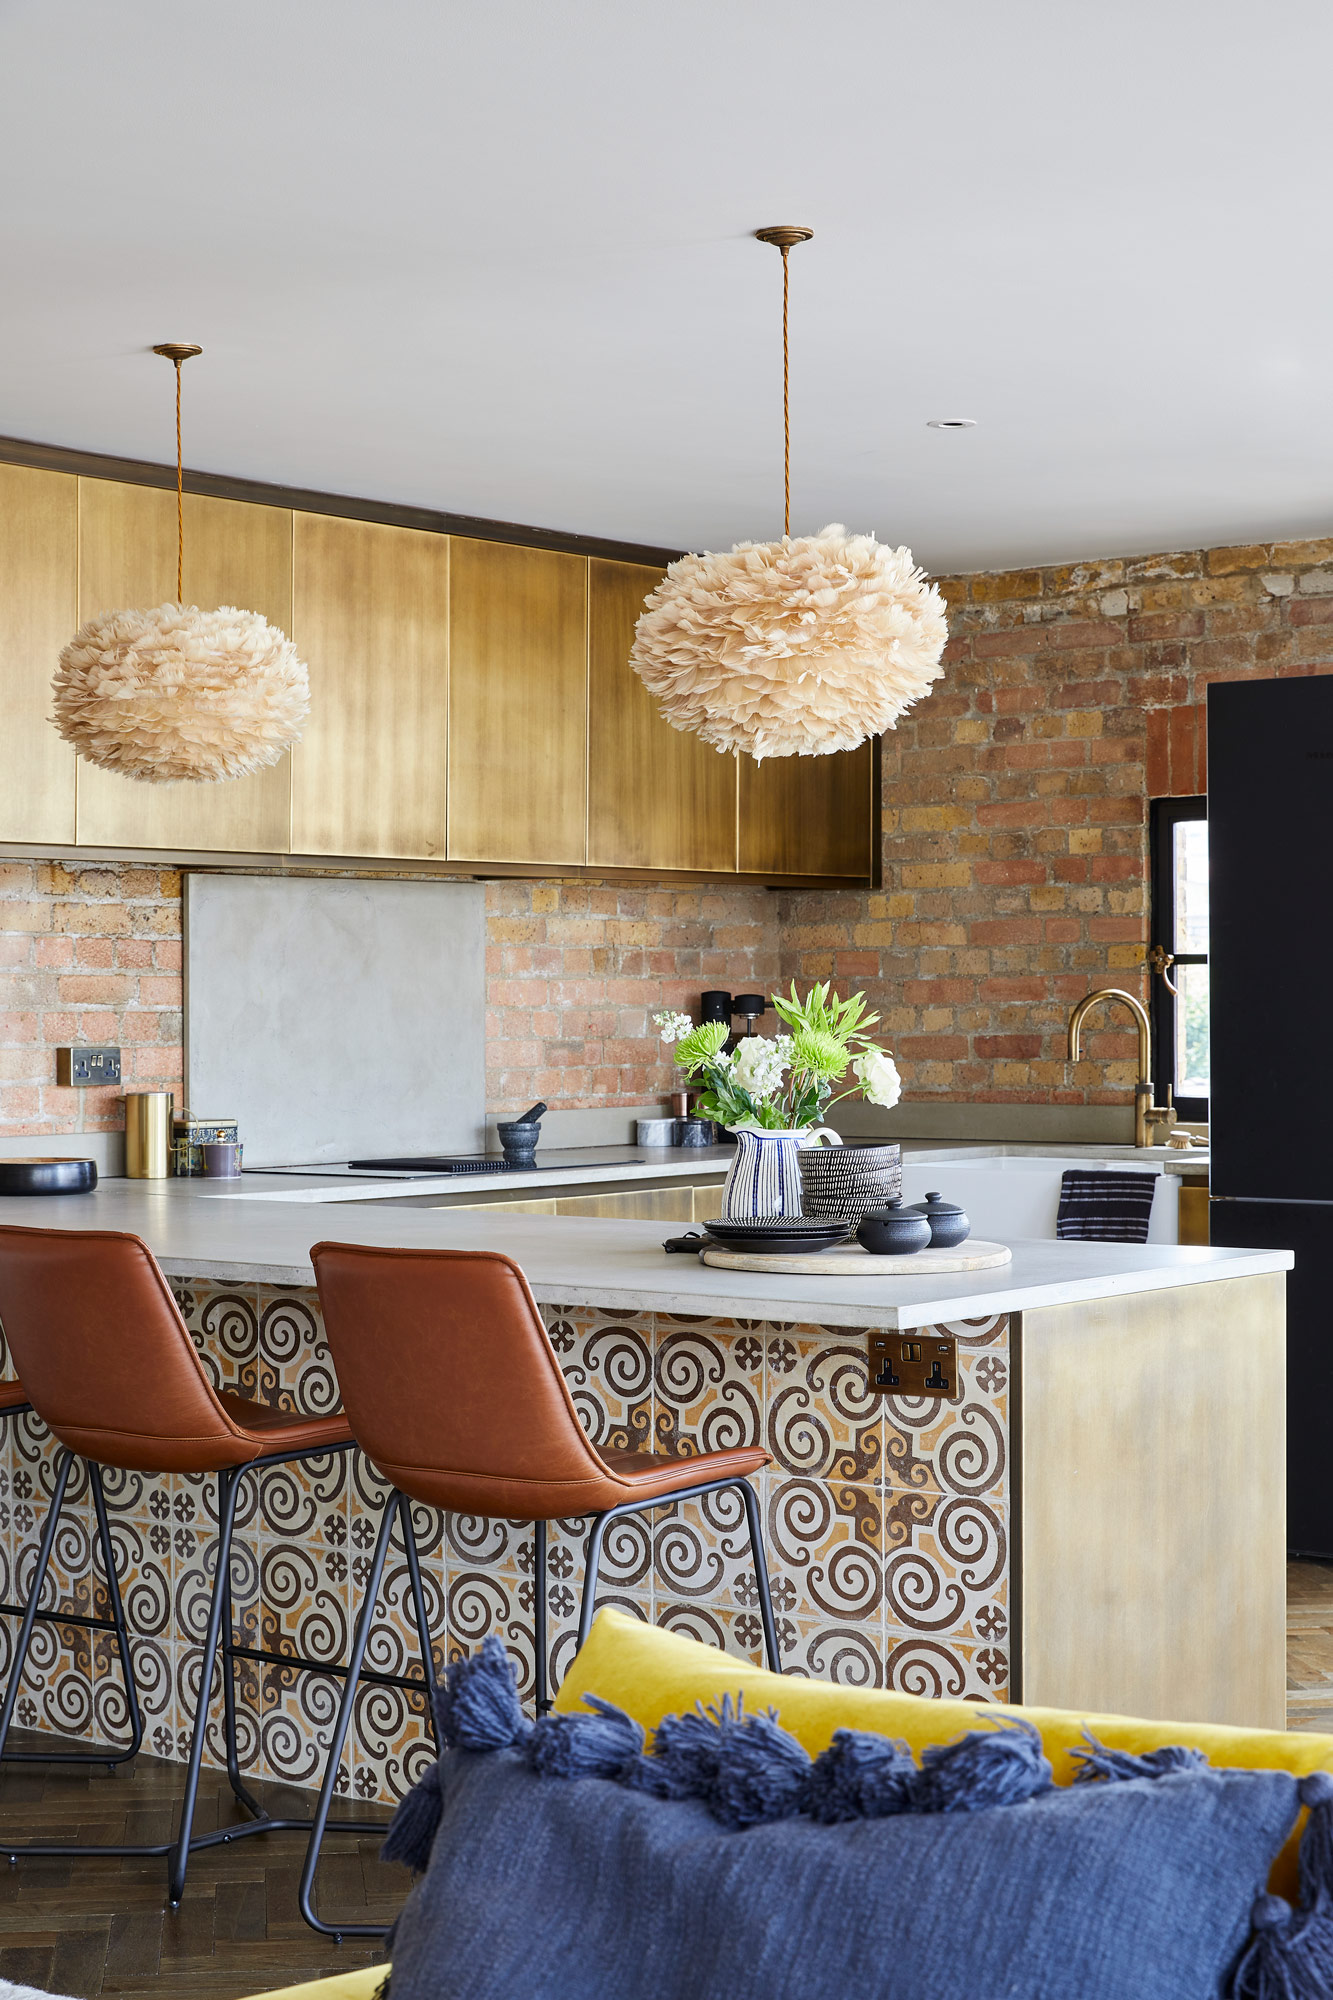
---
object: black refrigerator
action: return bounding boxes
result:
[1208,675,1333,1556]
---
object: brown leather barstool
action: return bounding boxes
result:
[298,1240,780,1938]
[0,1225,432,1904]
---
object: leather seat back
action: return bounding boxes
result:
[311,1242,625,1518]
[0,1225,256,1472]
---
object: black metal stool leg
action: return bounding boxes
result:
[0,1448,73,1762]
[88,1462,144,1764]
[298,1489,399,1940]
[399,1494,440,1753]
[533,1518,549,1714]
[737,1477,782,1673]
[576,1510,611,1654]
[167,1465,244,1903]
[219,1500,265,1821]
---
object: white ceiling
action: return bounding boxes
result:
[2,0,1331,574]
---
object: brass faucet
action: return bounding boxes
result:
[1066,988,1174,1149]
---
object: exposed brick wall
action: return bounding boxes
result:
[781,535,1333,1107]
[0,862,182,1136]
[484,879,778,1110]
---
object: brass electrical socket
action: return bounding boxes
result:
[867,1331,960,1401]
[56,1046,122,1087]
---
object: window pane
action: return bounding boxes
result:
[1173,819,1209,954]
[1174,960,1210,1099]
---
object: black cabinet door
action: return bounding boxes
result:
[1208,677,1333,1201]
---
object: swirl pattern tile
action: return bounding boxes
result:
[0,1292,1010,1801]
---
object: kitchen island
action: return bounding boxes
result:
[0,1181,1289,1811]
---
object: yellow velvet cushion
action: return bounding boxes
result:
[555,1607,1333,1900]
[239,1967,388,2000]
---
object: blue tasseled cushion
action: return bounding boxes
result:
[378,1640,1323,2000]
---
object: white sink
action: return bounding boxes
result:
[898,1154,1183,1244]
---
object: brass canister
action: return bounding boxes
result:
[124,1092,173,1179]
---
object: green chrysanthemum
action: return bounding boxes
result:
[673,1020,731,1071]
[788,1027,850,1082]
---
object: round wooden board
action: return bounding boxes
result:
[700,1240,1012,1276]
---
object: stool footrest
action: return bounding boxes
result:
[227,1640,431,1697]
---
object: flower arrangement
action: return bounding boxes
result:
[653,983,901,1132]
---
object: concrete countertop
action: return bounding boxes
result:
[227,1138,1209,1206]
[0,1176,1281,1330]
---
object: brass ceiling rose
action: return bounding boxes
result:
[50,343,310,784]
[628,224,949,760]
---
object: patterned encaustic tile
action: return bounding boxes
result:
[0,1286,1012,1801]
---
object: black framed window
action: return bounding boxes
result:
[1149,795,1208,1120]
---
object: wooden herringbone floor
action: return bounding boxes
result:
[1,1565,1331,1998]
[0,1733,395,1999]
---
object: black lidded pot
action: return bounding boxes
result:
[906,1191,971,1248]
[856,1200,933,1256]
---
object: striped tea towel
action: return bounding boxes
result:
[1056,1170,1159,1243]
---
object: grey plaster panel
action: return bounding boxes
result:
[184,874,485,1166]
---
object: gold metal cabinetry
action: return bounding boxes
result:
[0,464,77,843]
[738,739,876,878]
[587,559,738,872]
[447,539,588,865]
[74,483,295,853]
[291,515,449,858]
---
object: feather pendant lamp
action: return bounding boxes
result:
[51,344,310,784]
[631,229,948,760]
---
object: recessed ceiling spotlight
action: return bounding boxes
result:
[927,417,977,429]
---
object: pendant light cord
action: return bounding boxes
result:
[781,245,791,538]
[173,358,184,603]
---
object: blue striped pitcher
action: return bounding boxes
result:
[719,1124,843,1221]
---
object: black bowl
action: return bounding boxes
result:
[0,1158,97,1197]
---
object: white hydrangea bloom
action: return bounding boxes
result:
[853,1047,901,1109]
[729,1034,790,1104]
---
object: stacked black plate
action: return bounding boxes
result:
[699,1216,853,1256]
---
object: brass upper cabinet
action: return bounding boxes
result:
[587,559,738,872]
[74,483,294,853]
[738,739,877,879]
[0,464,77,844]
[447,539,587,865]
[291,515,449,858]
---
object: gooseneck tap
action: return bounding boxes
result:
[1066,987,1174,1149]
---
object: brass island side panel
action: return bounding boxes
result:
[0,463,77,842]
[291,514,449,858]
[1016,1273,1286,1729]
[75,482,294,853]
[447,538,587,865]
[587,558,737,872]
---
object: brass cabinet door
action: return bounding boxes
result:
[74,482,294,853]
[587,559,737,872]
[447,539,587,865]
[737,739,876,879]
[291,514,449,858]
[0,464,77,843]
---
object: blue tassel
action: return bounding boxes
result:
[1071,1732,1209,1785]
[804,1728,917,1824]
[433,1634,532,1753]
[526,1696,645,1780]
[380,1761,443,1873]
[1231,1892,1333,1999]
[706,1703,811,1832]
[1298,1771,1333,1912]
[624,1701,728,1800]
[911,1717,1053,1814]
